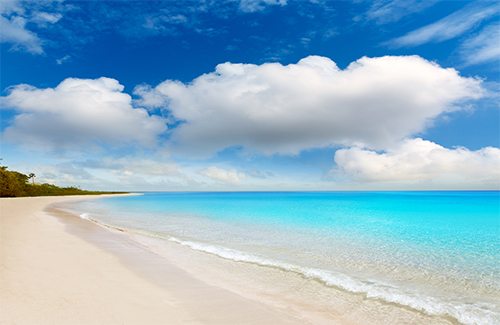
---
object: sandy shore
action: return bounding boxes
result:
[0,195,309,325]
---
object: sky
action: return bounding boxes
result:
[1,0,499,191]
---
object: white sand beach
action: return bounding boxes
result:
[1,195,464,325]
[0,195,309,325]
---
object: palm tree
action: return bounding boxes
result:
[28,173,36,185]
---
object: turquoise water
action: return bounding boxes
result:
[61,191,500,324]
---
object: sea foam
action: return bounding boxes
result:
[164,235,499,325]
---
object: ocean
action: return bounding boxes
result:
[57,191,500,325]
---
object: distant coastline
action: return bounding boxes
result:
[0,164,129,197]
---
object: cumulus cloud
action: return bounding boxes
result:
[133,84,169,111]
[140,55,483,157]
[333,138,500,187]
[2,77,168,150]
[385,2,499,48]
[197,166,246,185]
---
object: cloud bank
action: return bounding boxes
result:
[2,77,168,150]
[334,138,500,187]
[139,55,483,157]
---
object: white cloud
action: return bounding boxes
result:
[322,28,337,39]
[133,84,169,111]
[238,0,287,13]
[459,22,500,66]
[385,2,499,48]
[26,154,201,191]
[163,14,188,24]
[33,162,190,191]
[2,77,168,150]
[31,11,62,25]
[140,55,483,157]
[0,0,24,15]
[246,168,267,178]
[333,138,500,188]
[0,0,63,54]
[33,163,95,186]
[0,15,44,54]
[358,0,438,25]
[77,157,183,177]
[117,159,181,176]
[197,166,246,185]
[56,55,71,65]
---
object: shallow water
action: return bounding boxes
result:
[60,191,500,325]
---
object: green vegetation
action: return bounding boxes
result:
[0,164,128,197]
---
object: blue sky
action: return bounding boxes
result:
[1,0,499,191]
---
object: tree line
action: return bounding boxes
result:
[0,164,128,197]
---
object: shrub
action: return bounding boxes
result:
[0,165,128,197]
